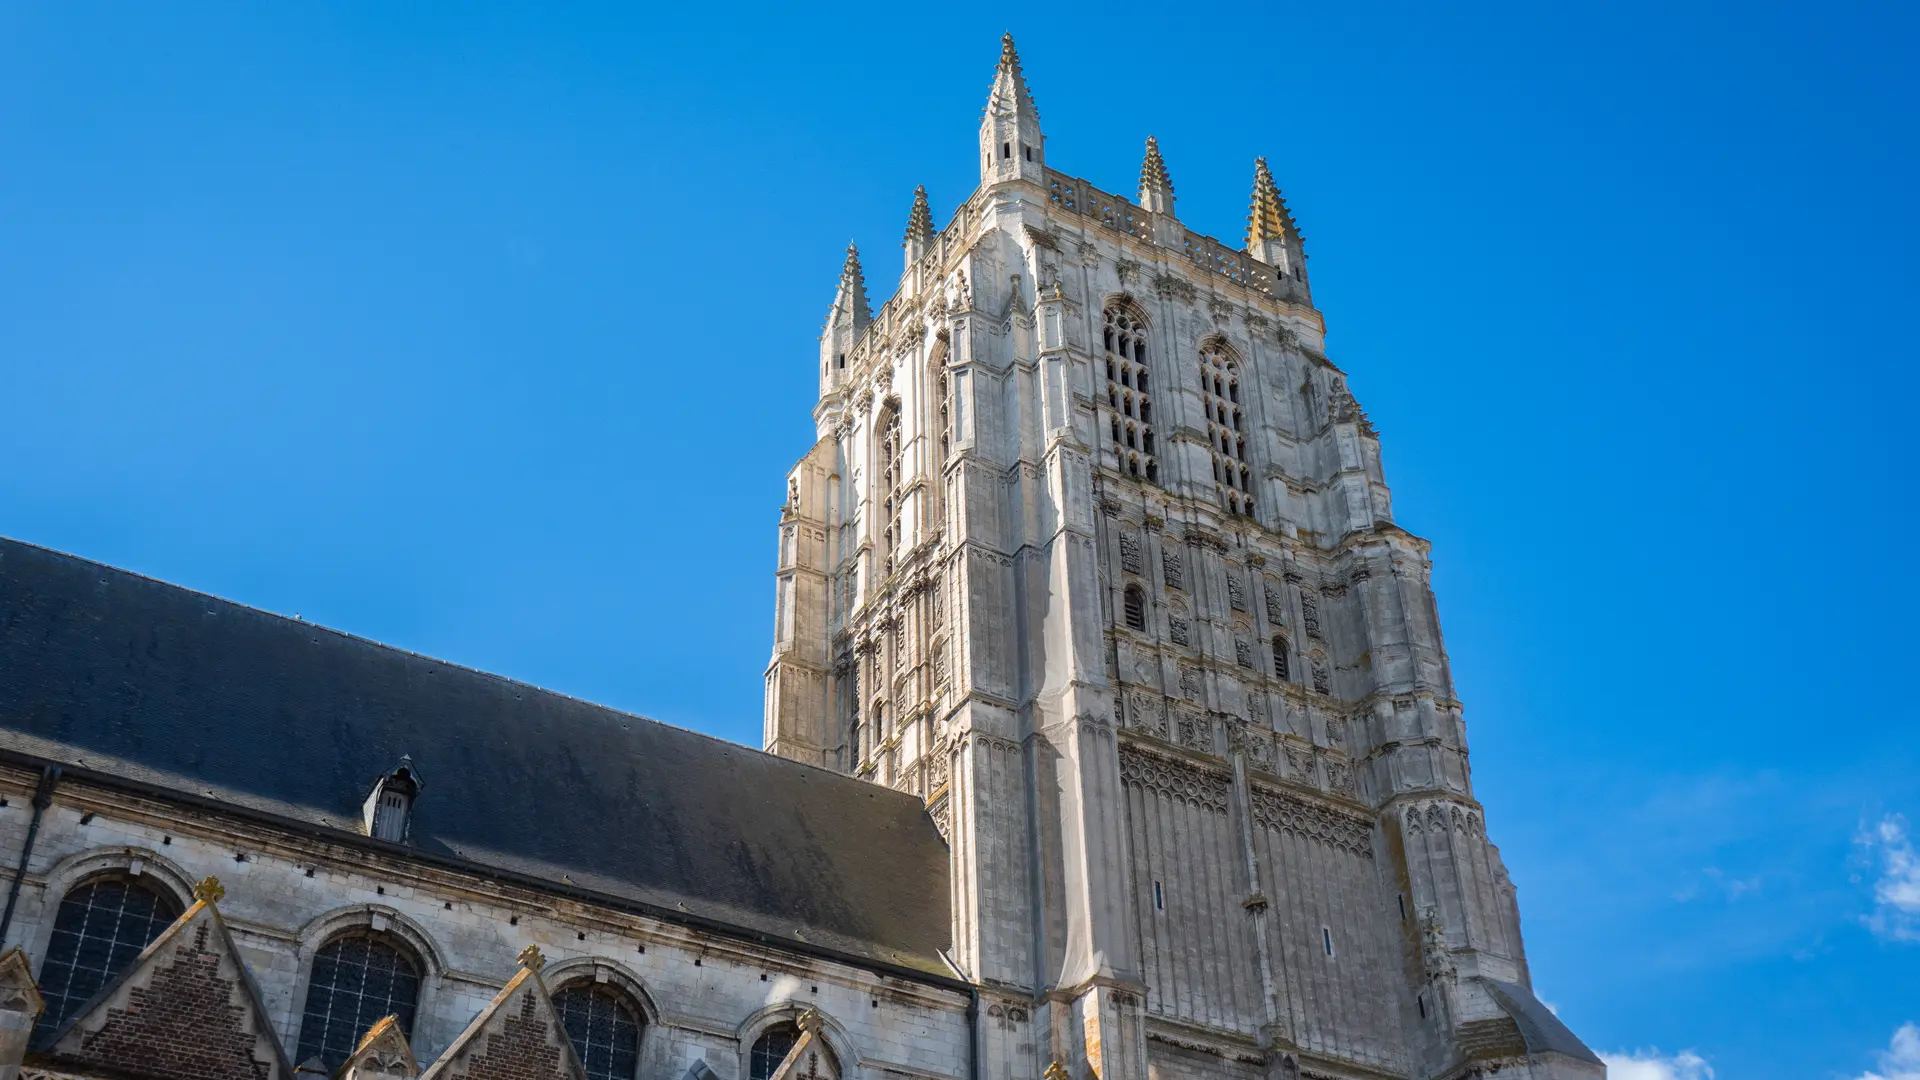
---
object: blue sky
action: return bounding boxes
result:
[2,4,1916,1077]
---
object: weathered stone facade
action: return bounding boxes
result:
[765,35,1602,1080]
[0,758,967,1080]
[0,34,1600,1080]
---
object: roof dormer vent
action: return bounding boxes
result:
[363,756,421,843]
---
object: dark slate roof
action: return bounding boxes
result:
[0,538,953,979]
[1483,978,1603,1066]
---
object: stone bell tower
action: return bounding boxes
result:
[765,35,1601,1080]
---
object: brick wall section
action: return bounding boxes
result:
[1456,1016,1528,1061]
[442,987,577,1080]
[65,923,274,1080]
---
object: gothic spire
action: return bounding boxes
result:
[979,33,1044,184]
[1246,157,1299,249]
[985,33,1040,121]
[819,242,871,387]
[1138,136,1175,215]
[902,185,935,263]
[831,242,872,331]
[1246,157,1307,284]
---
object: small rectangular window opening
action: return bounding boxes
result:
[1322,927,1335,957]
[1002,142,1011,160]
[1153,881,1164,911]
[1397,894,1407,921]
[1024,146,1033,161]
[1417,994,1426,1019]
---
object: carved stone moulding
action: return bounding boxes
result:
[1119,744,1230,813]
[1249,785,1374,858]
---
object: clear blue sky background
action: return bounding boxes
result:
[2,4,1915,1078]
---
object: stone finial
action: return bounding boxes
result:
[992,33,1038,115]
[1138,136,1175,215]
[1042,1062,1071,1080]
[903,187,935,250]
[980,32,1044,184]
[797,1008,825,1034]
[192,876,225,905]
[833,244,872,331]
[517,944,546,972]
[1247,158,1296,244]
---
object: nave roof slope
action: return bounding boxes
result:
[0,537,953,978]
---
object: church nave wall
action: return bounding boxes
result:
[0,765,971,1080]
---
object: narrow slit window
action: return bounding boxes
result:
[1153,881,1164,910]
[1322,927,1335,957]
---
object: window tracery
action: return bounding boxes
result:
[553,981,644,1080]
[750,1023,800,1080]
[1103,306,1158,482]
[36,874,182,1036]
[1201,341,1252,514]
[878,403,904,575]
[296,931,423,1069]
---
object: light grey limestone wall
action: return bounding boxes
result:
[0,768,969,1080]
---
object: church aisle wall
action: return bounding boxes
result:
[0,763,970,1080]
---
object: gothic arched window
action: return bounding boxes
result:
[296,931,423,1069]
[1272,635,1290,680]
[1103,306,1158,483]
[878,403,904,576]
[749,1023,800,1080]
[1123,584,1147,631]
[1201,341,1252,515]
[36,874,183,1035]
[553,981,644,1080]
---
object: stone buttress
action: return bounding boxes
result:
[765,33,1602,1080]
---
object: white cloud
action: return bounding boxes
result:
[1600,1049,1714,1080]
[1860,814,1920,942]
[1856,1023,1920,1080]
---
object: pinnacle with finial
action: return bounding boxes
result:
[517,944,546,972]
[986,32,1040,118]
[1246,156,1299,250]
[193,876,225,905]
[902,186,935,248]
[1139,136,1174,213]
[837,243,872,327]
[1043,1062,1070,1080]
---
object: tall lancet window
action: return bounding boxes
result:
[1201,341,1252,514]
[936,367,953,462]
[878,402,904,575]
[1103,305,1158,483]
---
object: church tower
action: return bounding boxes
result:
[765,36,1600,1080]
